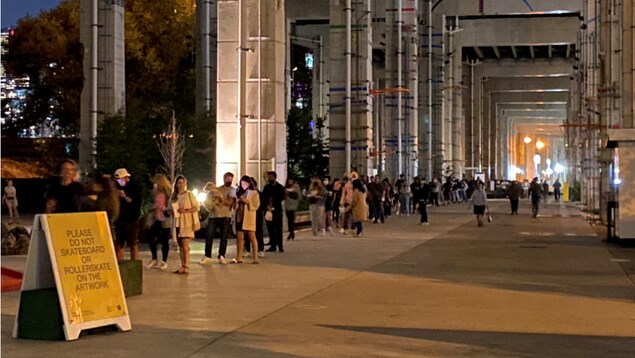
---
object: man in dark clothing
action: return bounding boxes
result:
[553,179,562,202]
[263,171,286,252]
[114,168,142,260]
[367,176,385,223]
[410,177,422,213]
[507,180,522,215]
[529,177,543,219]
[45,159,85,214]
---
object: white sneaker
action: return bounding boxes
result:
[158,261,168,270]
[147,259,158,269]
[339,228,345,234]
[343,229,350,235]
[258,251,265,258]
[218,256,228,265]
[200,256,214,265]
[244,251,251,258]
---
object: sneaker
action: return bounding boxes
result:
[158,261,168,270]
[343,229,350,235]
[244,251,251,258]
[258,251,265,258]
[339,228,345,234]
[200,256,214,265]
[356,231,364,237]
[147,259,158,269]
[423,222,429,226]
[218,256,228,265]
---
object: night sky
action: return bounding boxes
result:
[2,0,61,29]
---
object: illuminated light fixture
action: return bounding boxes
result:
[533,154,541,165]
[536,140,545,150]
[613,178,622,185]
[523,136,532,144]
[554,163,565,174]
[545,168,554,175]
[546,158,552,166]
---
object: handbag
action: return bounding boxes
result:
[264,210,273,221]
[188,193,201,231]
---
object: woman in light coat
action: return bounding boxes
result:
[350,179,368,237]
[170,175,199,274]
[233,175,261,264]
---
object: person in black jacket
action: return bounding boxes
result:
[114,168,142,260]
[263,171,286,252]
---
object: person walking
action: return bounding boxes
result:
[469,182,489,227]
[381,178,394,219]
[232,176,260,264]
[285,178,301,240]
[3,180,19,225]
[263,171,286,252]
[200,177,234,265]
[45,159,85,214]
[553,179,562,202]
[170,175,199,274]
[367,176,385,224]
[114,168,142,261]
[147,174,172,270]
[507,180,522,215]
[399,177,412,215]
[350,179,368,236]
[323,176,335,234]
[418,179,429,225]
[308,176,327,236]
[429,178,440,207]
[542,180,550,205]
[340,173,356,235]
[529,177,543,218]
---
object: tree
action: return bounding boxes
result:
[286,108,329,185]
[156,111,186,182]
[2,0,83,136]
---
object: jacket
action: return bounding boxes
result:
[350,190,368,222]
[240,189,260,232]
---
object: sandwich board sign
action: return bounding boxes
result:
[13,212,131,341]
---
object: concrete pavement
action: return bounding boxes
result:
[2,199,635,357]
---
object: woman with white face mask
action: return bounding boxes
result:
[232,176,261,264]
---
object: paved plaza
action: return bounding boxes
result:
[2,200,635,357]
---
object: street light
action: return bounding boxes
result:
[523,136,532,144]
[533,154,541,179]
[536,140,545,150]
[523,136,531,178]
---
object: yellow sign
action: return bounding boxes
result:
[46,212,127,324]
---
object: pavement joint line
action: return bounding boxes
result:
[183,216,470,357]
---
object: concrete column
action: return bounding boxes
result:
[80,0,126,172]
[196,0,217,116]
[216,0,287,184]
[329,0,373,177]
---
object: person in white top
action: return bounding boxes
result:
[170,175,199,275]
[469,182,489,227]
[3,180,18,225]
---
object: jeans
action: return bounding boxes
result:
[310,205,325,234]
[354,221,363,235]
[372,199,385,222]
[531,197,541,217]
[400,195,411,215]
[510,199,519,214]
[286,210,296,238]
[149,220,170,262]
[265,210,284,250]
[205,217,230,258]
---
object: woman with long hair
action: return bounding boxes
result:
[147,174,172,270]
[308,176,327,236]
[170,175,199,274]
[233,176,260,264]
[350,179,368,237]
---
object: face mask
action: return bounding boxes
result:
[268,179,275,184]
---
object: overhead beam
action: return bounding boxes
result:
[511,45,518,58]
[529,45,535,59]
[493,46,501,59]
[474,46,484,59]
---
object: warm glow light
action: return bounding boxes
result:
[523,136,532,144]
[536,140,545,150]
[545,168,554,175]
[554,163,565,174]
[533,154,541,165]
[614,178,622,185]
[546,158,552,166]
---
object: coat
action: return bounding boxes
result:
[240,189,260,232]
[350,189,368,222]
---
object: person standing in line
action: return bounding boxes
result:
[340,173,356,235]
[399,177,412,215]
[83,175,120,243]
[469,182,488,227]
[418,178,429,225]
[553,178,562,202]
[323,176,335,234]
[200,174,234,265]
[410,177,422,214]
[232,176,260,264]
[529,177,543,218]
[338,175,351,232]
[331,178,343,228]
[381,178,394,219]
[244,177,265,258]
[170,175,199,274]
[429,178,440,207]
[263,171,286,252]
[147,174,172,270]
[285,178,301,240]
[308,176,327,236]
[113,168,142,261]
[350,179,368,237]
[367,176,385,224]
[522,179,530,198]
[45,159,85,214]
[3,180,19,225]
[507,180,522,215]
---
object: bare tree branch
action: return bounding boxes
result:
[156,110,186,181]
